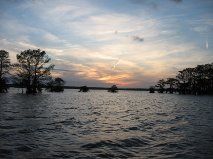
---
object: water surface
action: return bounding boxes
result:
[0,89,213,158]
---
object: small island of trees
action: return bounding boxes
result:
[79,86,89,92]
[154,63,213,95]
[0,49,64,94]
[108,85,118,93]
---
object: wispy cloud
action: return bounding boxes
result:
[132,36,144,42]
[0,0,212,87]
[170,0,182,3]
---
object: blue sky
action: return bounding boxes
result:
[0,0,212,87]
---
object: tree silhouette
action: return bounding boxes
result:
[14,49,54,94]
[46,77,65,92]
[108,85,118,93]
[176,68,197,94]
[155,79,166,93]
[156,63,213,95]
[149,86,155,93]
[79,86,89,92]
[165,78,178,93]
[0,50,10,93]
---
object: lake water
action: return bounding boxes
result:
[0,89,213,159]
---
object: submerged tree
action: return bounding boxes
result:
[79,86,89,92]
[0,50,10,93]
[108,85,118,93]
[156,63,213,95]
[165,78,179,93]
[46,77,65,92]
[176,68,194,94]
[149,86,155,93]
[155,79,166,93]
[14,49,54,94]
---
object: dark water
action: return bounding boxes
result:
[0,89,213,159]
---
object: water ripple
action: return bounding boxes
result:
[0,89,213,158]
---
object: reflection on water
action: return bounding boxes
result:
[0,88,213,158]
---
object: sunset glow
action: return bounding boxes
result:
[0,0,212,87]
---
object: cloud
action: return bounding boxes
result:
[189,18,213,36]
[0,0,212,87]
[129,0,182,10]
[43,32,60,42]
[170,0,182,3]
[132,36,144,42]
[129,0,158,9]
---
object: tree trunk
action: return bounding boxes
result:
[0,60,2,80]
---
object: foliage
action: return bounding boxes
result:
[156,63,213,95]
[46,77,65,92]
[13,49,54,94]
[108,85,118,93]
[165,78,179,93]
[155,79,166,93]
[149,86,155,93]
[0,50,10,93]
[79,86,89,92]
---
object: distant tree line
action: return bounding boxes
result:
[0,49,65,94]
[0,49,120,94]
[155,63,213,95]
[2,49,212,95]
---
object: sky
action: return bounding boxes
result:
[0,0,212,87]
